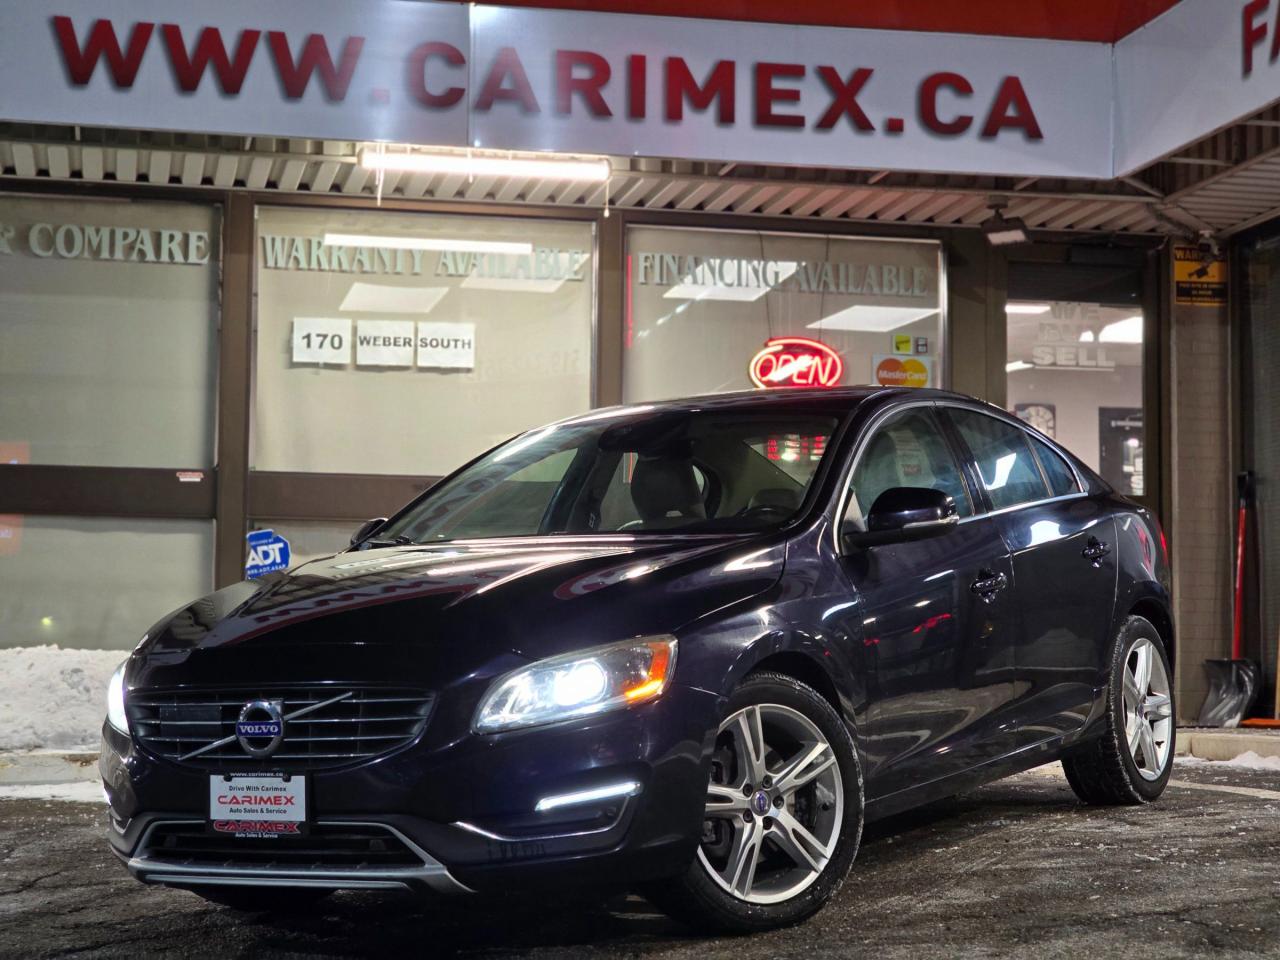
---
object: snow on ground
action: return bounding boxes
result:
[0,646,122,751]
[0,780,104,803]
[1177,750,1280,772]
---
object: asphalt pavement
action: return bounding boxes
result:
[2,759,1278,959]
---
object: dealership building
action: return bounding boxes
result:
[1,0,1278,723]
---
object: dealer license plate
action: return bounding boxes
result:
[208,774,307,838]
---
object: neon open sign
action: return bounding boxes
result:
[749,337,844,389]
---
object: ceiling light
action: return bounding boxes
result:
[983,211,1030,247]
[1099,315,1144,343]
[323,233,532,255]
[339,282,449,314]
[1006,302,1051,315]
[460,275,567,294]
[359,149,611,181]
[664,263,798,302]
[1005,360,1034,373]
[807,305,938,333]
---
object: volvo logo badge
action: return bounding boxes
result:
[235,700,285,758]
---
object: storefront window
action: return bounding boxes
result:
[0,195,219,467]
[624,227,944,402]
[0,516,214,651]
[253,207,594,477]
[1005,301,1145,495]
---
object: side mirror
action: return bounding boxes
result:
[842,488,958,550]
[350,517,389,548]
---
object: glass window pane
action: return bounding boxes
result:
[1006,300,1144,495]
[1030,436,1080,497]
[0,516,213,650]
[0,195,219,467]
[253,207,593,476]
[948,409,1049,511]
[625,227,943,402]
[847,408,973,529]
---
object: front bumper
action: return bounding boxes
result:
[102,682,720,895]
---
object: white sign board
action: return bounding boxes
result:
[416,322,475,369]
[0,0,1110,179]
[355,319,415,366]
[291,317,351,365]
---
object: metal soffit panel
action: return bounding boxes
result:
[0,130,1167,235]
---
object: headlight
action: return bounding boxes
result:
[474,637,677,734]
[106,661,130,735]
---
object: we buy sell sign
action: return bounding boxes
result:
[0,0,1269,180]
[0,0,1110,178]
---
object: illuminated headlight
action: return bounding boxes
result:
[106,661,130,735]
[474,637,677,734]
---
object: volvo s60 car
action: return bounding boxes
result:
[101,387,1175,932]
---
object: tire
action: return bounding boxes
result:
[190,886,332,912]
[646,671,864,934]
[1062,616,1175,805]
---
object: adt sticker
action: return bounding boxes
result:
[245,529,290,579]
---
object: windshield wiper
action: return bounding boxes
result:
[362,534,418,548]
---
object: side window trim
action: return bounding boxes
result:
[833,400,974,544]
[937,402,1089,522]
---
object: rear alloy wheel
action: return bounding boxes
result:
[1062,616,1175,805]
[647,672,862,933]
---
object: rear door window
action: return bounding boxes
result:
[946,408,1050,511]
[1029,437,1081,497]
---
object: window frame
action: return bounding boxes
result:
[937,403,1089,519]
[833,400,979,547]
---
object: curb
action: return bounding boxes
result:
[0,750,100,786]
[1176,727,1280,762]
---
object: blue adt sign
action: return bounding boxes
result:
[245,529,290,579]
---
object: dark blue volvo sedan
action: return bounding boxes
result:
[101,387,1175,932]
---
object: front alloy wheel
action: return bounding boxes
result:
[647,672,862,933]
[699,703,843,904]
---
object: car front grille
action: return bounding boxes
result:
[128,686,435,771]
[138,821,426,870]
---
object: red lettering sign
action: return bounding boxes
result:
[749,338,844,389]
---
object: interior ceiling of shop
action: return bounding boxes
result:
[1,114,1277,240]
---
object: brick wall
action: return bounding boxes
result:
[1169,294,1233,722]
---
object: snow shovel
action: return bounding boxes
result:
[1198,472,1261,727]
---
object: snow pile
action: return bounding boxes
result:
[0,780,103,803]
[1177,750,1280,772]
[0,646,123,751]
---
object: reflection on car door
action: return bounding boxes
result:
[837,405,1016,802]
[945,408,1119,749]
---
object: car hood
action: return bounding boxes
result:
[130,535,784,689]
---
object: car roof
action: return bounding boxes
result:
[556,386,991,423]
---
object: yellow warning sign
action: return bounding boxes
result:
[1173,245,1226,306]
[892,334,913,354]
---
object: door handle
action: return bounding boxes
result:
[970,569,1008,603]
[1082,537,1111,567]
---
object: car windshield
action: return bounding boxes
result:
[378,409,842,543]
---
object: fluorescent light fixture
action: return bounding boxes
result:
[339,282,448,314]
[324,233,532,255]
[1005,360,1034,373]
[534,780,642,813]
[664,262,798,302]
[807,305,938,333]
[1006,302,1051,315]
[984,212,1030,247]
[360,149,611,182]
[1099,315,1144,344]
[460,275,567,294]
